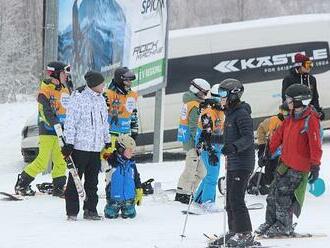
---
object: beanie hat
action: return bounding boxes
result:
[294,53,310,64]
[84,71,105,88]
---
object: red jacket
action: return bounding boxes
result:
[269,106,322,172]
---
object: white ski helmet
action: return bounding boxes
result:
[210,83,221,98]
[189,78,210,98]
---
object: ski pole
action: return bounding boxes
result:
[180,156,201,240]
[222,156,227,247]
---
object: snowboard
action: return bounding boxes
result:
[0,192,23,201]
[256,232,327,240]
[204,233,274,248]
[182,203,264,215]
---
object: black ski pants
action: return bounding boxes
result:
[226,169,252,234]
[65,149,101,216]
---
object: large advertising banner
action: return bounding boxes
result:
[58,0,167,92]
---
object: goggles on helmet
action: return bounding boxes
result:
[64,65,71,74]
[218,89,228,98]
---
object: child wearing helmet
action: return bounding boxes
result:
[175,78,210,204]
[104,134,143,219]
[256,84,322,238]
[192,83,225,211]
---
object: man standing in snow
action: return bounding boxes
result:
[256,84,322,237]
[282,52,325,120]
[62,70,110,221]
[15,61,71,197]
[175,78,210,204]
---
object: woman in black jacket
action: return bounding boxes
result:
[209,78,259,247]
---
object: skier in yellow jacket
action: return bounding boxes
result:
[15,61,71,197]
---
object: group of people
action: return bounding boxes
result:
[14,62,143,221]
[175,52,323,247]
[12,51,324,245]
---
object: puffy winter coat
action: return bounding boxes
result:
[64,86,110,152]
[282,67,320,110]
[269,106,322,172]
[223,102,255,172]
[107,153,141,201]
[256,115,283,145]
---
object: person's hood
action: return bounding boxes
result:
[182,91,201,103]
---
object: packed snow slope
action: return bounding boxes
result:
[0,100,329,248]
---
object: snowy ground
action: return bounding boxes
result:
[0,100,329,248]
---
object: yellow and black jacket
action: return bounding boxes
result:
[37,79,71,135]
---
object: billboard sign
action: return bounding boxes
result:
[58,0,167,92]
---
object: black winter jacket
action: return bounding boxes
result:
[282,67,320,110]
[223,102,255,172]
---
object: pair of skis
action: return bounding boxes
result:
[54,124,85,199]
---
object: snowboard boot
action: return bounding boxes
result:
[208,232,235,247]
[52,176,66,198]
[226,232,260,247]
[263,223,294,238]
[83,210,103,220]
[255,223,272,236]
[174,193,191,204]
[14,172,36,196]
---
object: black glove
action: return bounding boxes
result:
[318,109,325,121]
[257,144,266,159]
[208,149,219,165]
[221,144,237,156]
[105,142,112,149]
[258,156,269,168]
[61,144,74,159]
[308,165,320,184]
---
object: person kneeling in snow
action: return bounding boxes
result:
[104,134,143,219]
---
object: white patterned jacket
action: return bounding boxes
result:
[64,86,110,152]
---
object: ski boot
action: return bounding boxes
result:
[14,172,36,196]
[255,223,271,236]
[52,176,66,198]
[83,210,103,220]
[226,232,261,247]
[67,215,77,221]
[174,193,191,204]
[207,232,235,247]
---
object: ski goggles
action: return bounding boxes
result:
[285,96,293,104]
[64,65,71,74]
[303,60,313,70]
[218,90,228,98]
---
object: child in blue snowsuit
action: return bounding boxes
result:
[104,135,143,219]
[194,88,225,206]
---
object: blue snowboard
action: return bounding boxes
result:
[309,178,326,197]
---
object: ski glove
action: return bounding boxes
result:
[135,188,143,206]
[208,147,219,165]
[308,165,320,184]
[61,144,74,159]
[221,144,237,156]
[101,143,112,160]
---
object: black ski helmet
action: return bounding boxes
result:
[285,84,312,108]
[46,61,69,80]
[218,78,244,103]
[114,67,136,84]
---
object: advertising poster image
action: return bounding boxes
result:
[58,0,167,91]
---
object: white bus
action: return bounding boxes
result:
[136,14,330,152]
